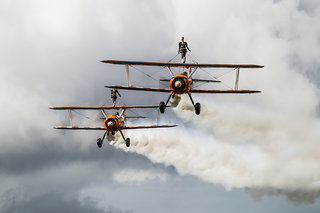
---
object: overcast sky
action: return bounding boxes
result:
[1,0,320,212]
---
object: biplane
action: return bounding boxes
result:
[101,60,264,115]
[50,105,177,147]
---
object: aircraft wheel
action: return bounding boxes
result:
[125,138,130,147]
[159,101,165,114]
[195,103,201,115]
[97,138,103,148]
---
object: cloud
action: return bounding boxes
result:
[113,169,169,184]
[2,191,129,213]
[247,187,320,205]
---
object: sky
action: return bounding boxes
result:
[1,0,320,212]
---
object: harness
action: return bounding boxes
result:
[179,42,187,50]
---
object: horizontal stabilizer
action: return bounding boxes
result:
[160,78,221,83]
[101,60,264,69]
[126,116,148,119]
[100,116,148,120]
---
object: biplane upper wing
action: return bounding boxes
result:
[50,105,160,110]
[190,89,261,94]
[54,125,177,130]
[104,85,171,93]
[101,60,264,69]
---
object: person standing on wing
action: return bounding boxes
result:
[178,37,191,63]
[111,88,121,106]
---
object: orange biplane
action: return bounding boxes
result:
[50,105,176,147]
[102,60,264,115]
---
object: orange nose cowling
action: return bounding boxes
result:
[103,116,119,131]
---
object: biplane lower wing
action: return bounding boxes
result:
[101,60,264,69]
[50,105,160,110]
[54,126,107,130]
[105,85,171,93]
[54,125,176,130]
[190,89,261,94]
[122,124,177,129]
[105,85,260,94]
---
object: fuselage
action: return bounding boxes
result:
[169,73,193,94]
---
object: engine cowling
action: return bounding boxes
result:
[103,116,119,131]
[169,74,189,94]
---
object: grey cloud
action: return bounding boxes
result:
[297,0,320,16]
[0,130,176,176]
[2,192,129,213]
[247,188,320,205]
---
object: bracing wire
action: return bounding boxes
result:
[168,53,179,62]
[129,65,167,88]
[186,52,234,90]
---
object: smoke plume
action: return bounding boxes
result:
[109,90,320,202]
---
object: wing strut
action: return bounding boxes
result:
[235,68,240,90]
[101,109,107,118]
[68,110,74,126]
[126,65,132,87]
[188,67,198,79]
[167,67,174,77]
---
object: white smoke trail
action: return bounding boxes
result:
[109,95,320,193]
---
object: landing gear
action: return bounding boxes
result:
[194,102,201,115]
[159,101,165,113]
[120,130,130,147]
[97,138,103,148]
[97,131,108,148]
[188,93,201,115]
[125,138,130,147]
[159,92,173,114]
